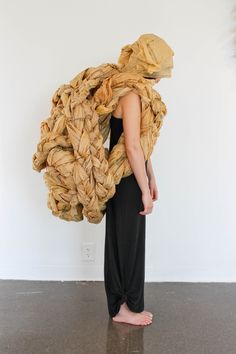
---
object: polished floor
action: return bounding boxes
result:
[0,280,236,354]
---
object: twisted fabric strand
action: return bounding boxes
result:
[32,34,174,223]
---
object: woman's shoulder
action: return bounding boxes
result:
[121,90,140,99]
[119,90,141,106]
[118,90,141,120]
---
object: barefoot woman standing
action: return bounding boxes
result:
[32,32,173,324]
[104,35,174,326]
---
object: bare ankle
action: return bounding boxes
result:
[118,302,129,313]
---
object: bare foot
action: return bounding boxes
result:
[141,310,153,318]
[112,302,153,326]
[121,303,153,318]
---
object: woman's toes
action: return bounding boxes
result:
[142,318,152,325]
[140,314,152,324]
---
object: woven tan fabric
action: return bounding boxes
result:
[32,34,174,223]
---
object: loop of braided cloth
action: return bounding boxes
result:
[32,33,174,223]
[32,63,167,223]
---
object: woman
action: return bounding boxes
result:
[32,33,173,318]
[104,76,163,326]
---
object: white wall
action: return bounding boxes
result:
[0,0,236,281]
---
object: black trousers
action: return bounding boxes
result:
[104,171,146,318]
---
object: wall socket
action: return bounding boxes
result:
[81,242,95,262]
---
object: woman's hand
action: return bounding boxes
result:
[148,175,158,201]
[139,191,153,215]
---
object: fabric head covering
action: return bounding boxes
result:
[32,33,174,223]
[117,33,174,79]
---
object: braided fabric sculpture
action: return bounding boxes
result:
[32,33,174,223]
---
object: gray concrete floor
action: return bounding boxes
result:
[0,280,236,354]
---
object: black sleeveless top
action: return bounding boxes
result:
[109,115,123,151]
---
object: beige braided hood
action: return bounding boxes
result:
[32,33,174,223]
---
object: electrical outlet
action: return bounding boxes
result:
[81,242,95,262]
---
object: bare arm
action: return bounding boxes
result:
[146,157,155,180]
[120,91,153,214]
[147,157,158,201]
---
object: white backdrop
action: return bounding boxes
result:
[0,0,235,281]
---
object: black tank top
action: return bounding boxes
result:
[109,115,123,151]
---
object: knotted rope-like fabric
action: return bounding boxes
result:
[32,34,174,223]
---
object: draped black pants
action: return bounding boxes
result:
[104,171,146,318]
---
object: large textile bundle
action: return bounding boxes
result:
[32,34,174,223]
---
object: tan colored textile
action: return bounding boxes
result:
[118,33,174,78]
[32,33,174,223]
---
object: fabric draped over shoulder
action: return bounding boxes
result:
[32,33,174,224]
[32,64,167,224]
